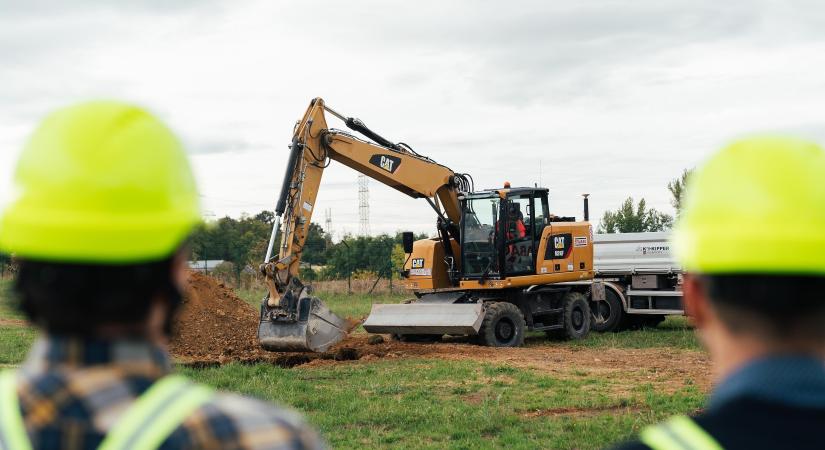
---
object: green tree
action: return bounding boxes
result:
[598,197,673,233]
[667,169,693,214]
[391,243,406,273]
[302,223,328,266]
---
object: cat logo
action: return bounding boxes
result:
[368,154,402,174]
[411,258,425,268]
[554,236,566,249]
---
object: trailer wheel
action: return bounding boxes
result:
[548,292,591,340]
[478,302,525,347]
[591,288,623,333]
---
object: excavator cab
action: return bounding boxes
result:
[460,188,549,279]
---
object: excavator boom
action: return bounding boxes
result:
[258,98,468,352]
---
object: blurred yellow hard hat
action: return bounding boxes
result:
[673,135,825,275]
[0,101,200,263]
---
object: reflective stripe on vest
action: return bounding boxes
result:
[641,415,724,450]
[0,370,214,450]
[0,371,32,450]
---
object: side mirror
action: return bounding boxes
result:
[402,231,414,254]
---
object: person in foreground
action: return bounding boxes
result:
[612,136,825,450]
[0,101,324,449]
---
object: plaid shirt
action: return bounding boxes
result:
[12,336,324,450]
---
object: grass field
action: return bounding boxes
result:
[1,278,707,449]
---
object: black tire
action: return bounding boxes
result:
[478,302,526,347]
[591,287,624,332]
[547,292,591,340]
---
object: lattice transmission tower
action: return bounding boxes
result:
[324,208,333,243]
[358,175,370,236]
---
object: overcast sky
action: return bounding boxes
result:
[2,0,824,239]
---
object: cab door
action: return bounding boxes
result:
[503,194,536,276]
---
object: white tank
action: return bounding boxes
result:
[593,232,680,275]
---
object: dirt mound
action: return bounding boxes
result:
[169,271,371,365]
[169,272,265,361]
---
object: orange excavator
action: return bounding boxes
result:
[258,98,596,352]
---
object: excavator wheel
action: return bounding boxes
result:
[477,302,525,347]
[546,292,591,340]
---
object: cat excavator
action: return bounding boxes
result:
[258,98,598,352]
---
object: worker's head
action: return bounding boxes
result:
[508,202,521,218]
[672,136,825,365]
[0,101,200,339]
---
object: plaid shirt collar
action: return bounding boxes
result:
[23,334,172,375]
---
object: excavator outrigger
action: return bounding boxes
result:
[258,98,597,352]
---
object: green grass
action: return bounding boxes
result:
[181,358,704,449]
[566,316,699,351]
[0,327,37,365]
[0,279,38,366]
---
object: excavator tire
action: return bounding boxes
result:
[477,302,525,347]
[547,291,591,340]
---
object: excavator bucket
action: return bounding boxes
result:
[362,300,485,336]
[258,292,349,353]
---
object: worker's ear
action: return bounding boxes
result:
[171,245,189,293]
[682,273,709,329]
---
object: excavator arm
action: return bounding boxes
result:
[258,98,470,352]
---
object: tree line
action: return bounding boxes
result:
[188,211,425,283]
[597,169,691,233]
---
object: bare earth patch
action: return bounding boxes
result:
[0,318,26,327]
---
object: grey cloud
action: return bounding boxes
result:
[185,137,265,154]
[301,1,820,105]
[0,0,225,16]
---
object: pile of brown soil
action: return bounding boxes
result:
[169,272,265,362]
[169,271,369,366]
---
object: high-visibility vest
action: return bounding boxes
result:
[0,370,214,450]
[641,415,724,450]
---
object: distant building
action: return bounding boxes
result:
[188,259,225,273]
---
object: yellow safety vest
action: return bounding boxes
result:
[0,370,214,450]
[641,415,724,450]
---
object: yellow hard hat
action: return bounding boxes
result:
[672,135,825,275]
[0,101,200,263]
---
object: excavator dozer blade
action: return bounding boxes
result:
[258,297,349,353]
[362,302,485,335]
